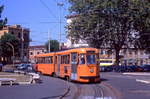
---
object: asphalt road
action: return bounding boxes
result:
[0,74,120,99]
[101,72,150,99]
[0,76,68,99]
[0,72,150,99]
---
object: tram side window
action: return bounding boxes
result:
[42,57,45,63]
[37,58,39,63]
[67,55,70,64]
[79,54,85,64]
[38,57,42,63]
[48,56,53,64]
[51,56,53,64]
[45,57,49,63]
[61,55,70,64]
[45,57,48,63]
[38,57,44,64]
[61,56,63,64]
[38,56,53,64]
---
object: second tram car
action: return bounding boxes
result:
[35,48,100,83]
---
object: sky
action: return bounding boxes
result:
[0,0,70,46]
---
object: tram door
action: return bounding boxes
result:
[57,55,61,76]
[71,53,78,80]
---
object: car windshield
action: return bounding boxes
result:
[86,54,96,64]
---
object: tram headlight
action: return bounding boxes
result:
[90,68,94,73]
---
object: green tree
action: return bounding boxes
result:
[0,5,7,29]
[0,5,7,62]
[45,40,59,52]
[132,1,150,53]
[67,0,150,65]
[0,33,20,61]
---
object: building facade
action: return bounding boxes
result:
[29,45,46,63]
[120,49,150,66]
[99,49,150,66]
[0,25,30,63]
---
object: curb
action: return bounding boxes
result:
[136,79,150,84]
[18,76,33,85]
[123,72,150,76]
[0,72,35,86]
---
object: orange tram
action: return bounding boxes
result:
[34,47,100,83]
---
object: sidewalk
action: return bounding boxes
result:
[0,72,33,85]
[123,72,150,84]
[123,72,150,76]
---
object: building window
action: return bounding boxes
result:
[30,52,33,55]
[135,50,138,55]
[11,32,14,34]
[18,33,21,38]
[129,49,132,55]
[140,51,144,55]
[123,49,127,54]
[100,50,105,55]
[140,60,143,65]
[24,53,27,56]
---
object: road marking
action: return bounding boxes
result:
[81,96,112,99]
[96,97,112,99]
[136,79,150,84]
[123,73,150,76]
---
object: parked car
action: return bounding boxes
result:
[17,64,32,70]
[113,65,127,72]
[15,63,35,74]
[0,63,3,71]
[126,65,143,72]
[140,65,150,72]
[100,66,113,72]
[17,64,27,70]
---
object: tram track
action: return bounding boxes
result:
[93,84,105,99]
[72,84,82,99]
[71,83,105,99]
[72,83,120,99]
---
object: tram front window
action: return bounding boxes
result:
[79,54,85,64]
[87,54,96,64]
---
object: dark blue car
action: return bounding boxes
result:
[0,63,3,71]
[140,65,150,72]
[113,65,127,72]
[126,65,143,72]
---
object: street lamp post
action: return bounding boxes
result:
[6,42,15,68]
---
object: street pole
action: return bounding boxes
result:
[6,42,15,68]
[57,2,64,50]
[48,30,51,53]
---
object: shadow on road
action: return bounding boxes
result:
[100,78,108,82]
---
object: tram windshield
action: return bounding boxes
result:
[86,54,96,64]
[79,54,85,64]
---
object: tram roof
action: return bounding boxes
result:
[35,47,99,57]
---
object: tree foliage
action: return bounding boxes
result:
[45,40,59,52]
[67,0,150,65]
[0,33,20,57]
[0,5,7,29]
[0,5,8,59]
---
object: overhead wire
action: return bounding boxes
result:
[39,0,58,20]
